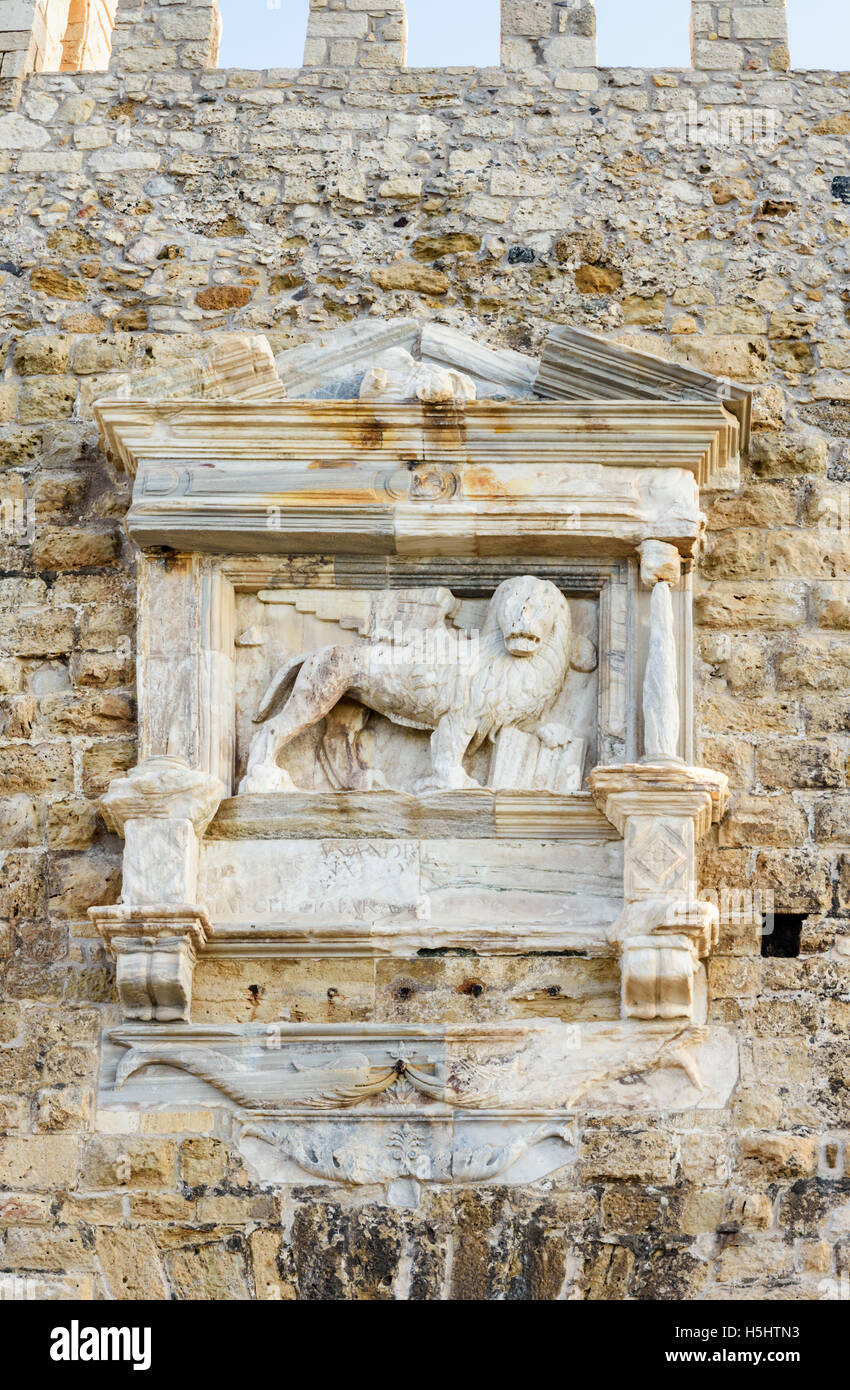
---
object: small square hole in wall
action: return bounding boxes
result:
[761,913,804,958]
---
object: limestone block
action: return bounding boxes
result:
[0,0,40,28]
[691,39,745,70]
[0,113,50,149]
[0,1136,79,1190]
[732,7,788,41]
[542,35,597,67]
[502,0,555,39]
[501,0,596,66]
[306,13,369,39]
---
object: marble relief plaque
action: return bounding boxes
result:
[88,325,745,1189]
[233,584,601,796]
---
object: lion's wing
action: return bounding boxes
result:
[368,587,461,642]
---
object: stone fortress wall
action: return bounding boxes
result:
[0,0,849,1299]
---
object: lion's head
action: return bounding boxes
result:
[489,575,569,658]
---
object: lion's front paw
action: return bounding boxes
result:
[239,764,297,794]
[414,767,481,795]
[534,722,573,751]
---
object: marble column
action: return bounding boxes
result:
[639,539,683,765]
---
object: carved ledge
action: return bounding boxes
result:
[209,790,617,842]
[90,905,210,1023]
[589,763,729,839]
[100,756,225,838]
[104,1018,737,1113]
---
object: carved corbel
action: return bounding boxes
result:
[610,896,719,1021]
[90,906,209,1023]
[590,763,729,1022]
[90,756,224,1022]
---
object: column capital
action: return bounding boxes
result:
[100,756,225,839]
[638,539,682,588]
[590,762,729,838]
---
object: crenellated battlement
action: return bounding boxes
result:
[0,0,795,84]
[0,0,116,77]
[303,0,407,70]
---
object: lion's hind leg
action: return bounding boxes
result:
[240,645,358,794]
[270,645,358,747]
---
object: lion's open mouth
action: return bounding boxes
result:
[505,633,540,656]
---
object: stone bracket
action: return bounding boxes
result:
[591,762,728,1021]
[90,905,209,1023]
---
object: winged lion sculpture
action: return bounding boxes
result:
[239,575,595,795]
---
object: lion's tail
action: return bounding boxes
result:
[254,654,307,723]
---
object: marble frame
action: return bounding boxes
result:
[87,329,744,1183]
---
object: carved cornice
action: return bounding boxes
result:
[536,326,752,452]
[95,398,738,483]
[589,763,730,839]
[92,399,737,558]
[90,904,210,951]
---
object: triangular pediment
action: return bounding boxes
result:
[536,326,751,449]
[96,321,750,453]
[272,319,539,402]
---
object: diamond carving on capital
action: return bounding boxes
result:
[628,821,690,896]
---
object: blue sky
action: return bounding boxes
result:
[217,1,850,71]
